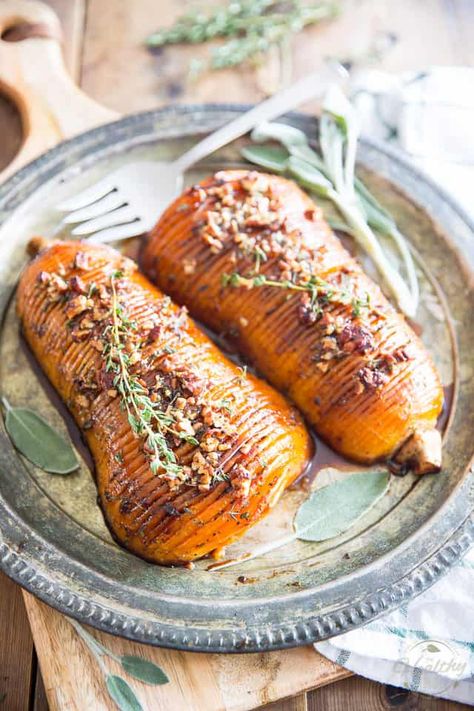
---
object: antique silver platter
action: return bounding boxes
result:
[0,105,472,652]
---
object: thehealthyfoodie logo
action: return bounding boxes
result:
[395,639,467,694]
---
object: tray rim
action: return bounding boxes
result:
[0,103,473,653]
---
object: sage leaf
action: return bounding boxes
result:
[354,178,419,308]
[3,405,79,474]
[327,218,355,236]
[355,177,395,230]
[120,656,169,685]
[106,675,143,711]
[287,155,333,196]
[289,143,327,173]
[210,470,390,571]
[322,84,357,138]
[295,471,389,542]
[318,114,345,190]
[251,121,308,149]
[241,145,289,173]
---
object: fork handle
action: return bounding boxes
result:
[0,0,117,182]
[172,62,348,173]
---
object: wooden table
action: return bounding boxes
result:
[0,1,472,709]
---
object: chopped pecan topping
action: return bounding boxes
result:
[74,251,91,271]
[358,366,390,390]
[337,323,374,354]
[232,464,252,501]
[69,275,87,294]
[65,295,92,319]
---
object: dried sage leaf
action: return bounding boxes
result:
[4,404,79,474]
[120,656,169,685]
[295,470,390,542]
[106,675,143,711]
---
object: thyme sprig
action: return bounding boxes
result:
[147,1,338,73]
[105,272,197,479]
[222,271,370,319]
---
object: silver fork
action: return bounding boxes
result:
[57,63,347,244]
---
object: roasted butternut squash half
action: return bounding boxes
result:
[17,241,312,564]
[142,170,443,473]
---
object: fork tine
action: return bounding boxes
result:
[71,206,137,236]
[63,193,126,224]
[87,222,145,244]
[56,177,116,211]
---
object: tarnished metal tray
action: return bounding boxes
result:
[0,105,472,652]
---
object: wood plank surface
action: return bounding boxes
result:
[0,1,473,710]
[81,0,474,114]
[0,572,35,711]
[45,0,86,79]
[24,594,349,711]
[307,675,473,710]
[0,96,22,171]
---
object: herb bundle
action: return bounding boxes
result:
[241,87,419,317]
[147,1,338,73]
[69,619,168,711]
[105,272,197,480]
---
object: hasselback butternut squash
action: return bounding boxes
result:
[141,170,443,473]
[17,240,312,564]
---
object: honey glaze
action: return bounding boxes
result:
[292,433,366,491]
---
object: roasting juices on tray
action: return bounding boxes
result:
[141,170,444,474]
[17,240,312,565]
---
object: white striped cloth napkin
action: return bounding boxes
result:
[315,66,474,705]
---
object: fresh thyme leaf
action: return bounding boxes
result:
[2,399,79,474]
[213,468,230,483]
[352,293,370,317]
[120,656,169,685]
[106,675,143,711]
[181,434,199,446]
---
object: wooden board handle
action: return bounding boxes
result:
[0,0,118,181]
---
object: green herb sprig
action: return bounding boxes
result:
[241,87,419,318]
[69,619,168,711]
[222,271,370,319]
[105,273,197,480]
[147,1,338,73]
